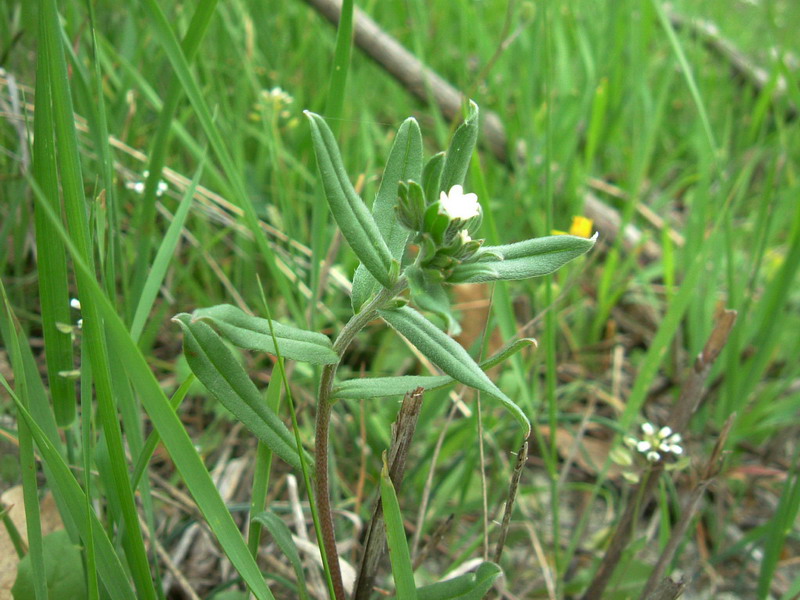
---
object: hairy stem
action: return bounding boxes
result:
[315,280,406,600]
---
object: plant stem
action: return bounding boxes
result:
[315,280,406,600]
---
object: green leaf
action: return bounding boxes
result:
[305,111,396,289]
[440,101,479,194]
[174,314,305,471]
[407,264,459,335]
[378,307,530,435]
[449,234,597,283]
[192,304,338,365]
[352,117,423,312]
[32,26,75,428]
[422,152,445,206]
[372,118,424,254]
[332,338,535,400]
[416,562,503,600]
[252,512,310,600]
[380,454,417,600]
[12,530,87,600]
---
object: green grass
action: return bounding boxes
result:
[1,0,799,598]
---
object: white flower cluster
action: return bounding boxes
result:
[262,86,294,107]
[624,423,683,463]
[126,170,168,197]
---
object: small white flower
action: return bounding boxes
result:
[268,87,294,104]
[628,422,686,463]
[458,229,472,244]
[127,172,168,196]
[70,298,81,310]
[439,185,481,220]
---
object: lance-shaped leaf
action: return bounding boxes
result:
[378,306,530,435]
[333,338,535,400]
[440,100,479,193]
[449,233,597,284]
[416,562,503,600]
[192,304,338,365]
[352,117,423,312]
[305,111,396,289]
[174,314,306,471]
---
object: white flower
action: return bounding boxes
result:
[127,171,168,197]
[458,229,472,244]
[266,87,294,105]
[70,298,81,310]
[439,185,481,220]
[627,421,686,462]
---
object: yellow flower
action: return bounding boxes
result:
[569,216,594,238]
[553,216,594,238]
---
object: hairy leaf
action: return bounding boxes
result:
[174,314,305,470]
[193,304,338,365]
[378,306,530,434]
[449,234,596,283]
[306,111,396,288]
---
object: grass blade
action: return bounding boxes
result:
[1,283,47,600]
[252,511,310,600]
[130,160,204,342]
[380,453,417,599]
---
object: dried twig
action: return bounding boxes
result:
[412,514,454,571]
[580,309,737,600]
[493,440,528,564]
[353,388,424,600]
